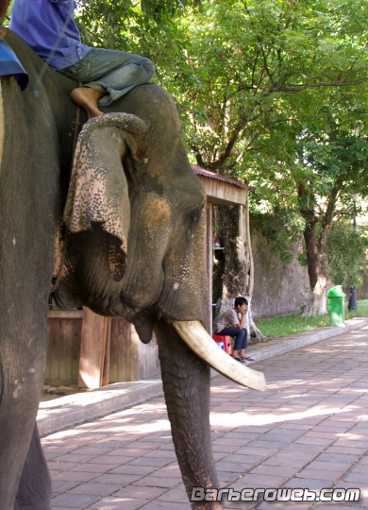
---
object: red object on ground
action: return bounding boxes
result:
[212,334,232,355]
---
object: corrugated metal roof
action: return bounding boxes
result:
[191,164,250,190]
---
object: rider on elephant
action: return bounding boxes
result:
[10,0,155,118]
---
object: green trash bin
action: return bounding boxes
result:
[326,285,345,327]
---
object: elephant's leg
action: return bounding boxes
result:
[155,320,222,510]
[0,194,56,508]
[0,310,49,510]
[14,425,52,510]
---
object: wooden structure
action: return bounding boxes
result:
[45,309,160,388]
[45,166,249,388]
[192,165,248,207]
[46,310,83,386]
[192,165,249,332]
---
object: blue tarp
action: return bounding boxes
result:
[0,37,28,90]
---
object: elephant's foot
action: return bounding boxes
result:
[14,425,52,510]
[70,87,104,119]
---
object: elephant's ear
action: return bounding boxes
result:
[63,112,148,255]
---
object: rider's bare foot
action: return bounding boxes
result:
[70,87,105,119]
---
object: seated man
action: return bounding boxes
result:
[10,0,155,118]
[214,296,254,363]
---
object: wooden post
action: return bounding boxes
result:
[206,203,213,335]
[101,318,112,387]
[78,307,111,389]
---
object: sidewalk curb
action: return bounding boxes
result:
[246,316,368,364]
[37,316,368,438]
[38,379,163,438]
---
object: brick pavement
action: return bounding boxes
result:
[43,327,368,510]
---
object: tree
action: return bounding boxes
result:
[328,222,368,290]
[9,0,368,318]
[168,0,368,317]
[75,0,201,72]
[173,0,368,166]
[294,92,368,315]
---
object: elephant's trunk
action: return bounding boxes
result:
[154,319,222,510]
[173,320,266,392]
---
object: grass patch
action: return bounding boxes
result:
[255,299,368,338]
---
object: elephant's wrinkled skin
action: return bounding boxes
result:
[0,30,220,510]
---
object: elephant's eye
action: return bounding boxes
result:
[187,205,204,227]
[191,209,201,224]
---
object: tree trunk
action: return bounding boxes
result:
[213,202,265,342]
[298,183,318,289]
[299,180,341,317]
[302,211,334,317]
[302,273,328,317]
[246,296,266,342]
[303,226,318,289]
[215,205,250,299]
[243,200,265,341]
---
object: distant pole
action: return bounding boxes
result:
[348,194,358,311]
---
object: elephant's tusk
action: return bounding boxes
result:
[172,320,266,392]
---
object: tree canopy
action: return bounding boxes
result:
[8,0,368,313]
[77,0,368,312]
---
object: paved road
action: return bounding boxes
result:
[44,327,368,510]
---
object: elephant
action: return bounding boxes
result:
[0,28,265,510]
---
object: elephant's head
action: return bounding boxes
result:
[53,84,265,509]
[57,85,209,335]
[54,83,264,390]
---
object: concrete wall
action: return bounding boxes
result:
[250,230,310,319]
